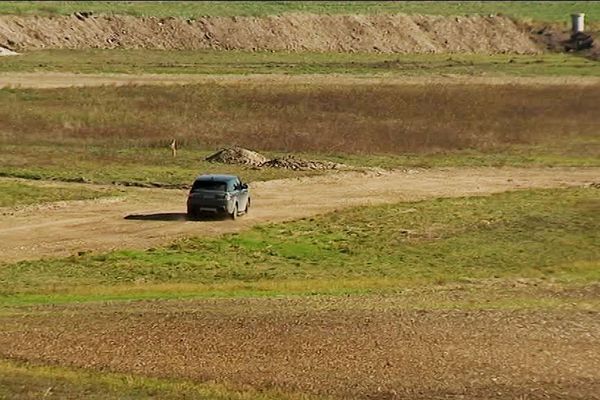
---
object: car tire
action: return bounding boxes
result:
[187,208,199,220]
[230,203,238,220]
[244,198,251,214]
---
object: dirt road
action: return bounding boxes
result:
[0,167,597,263]
[2,71,600,89]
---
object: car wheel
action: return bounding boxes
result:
[244,198,251,214]
[187,207,197,220]
[230,203,238,220]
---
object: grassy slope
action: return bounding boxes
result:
[1,188,598,306]
[0,1,597,23]
[0,180,119,208]
[0,359,297,400]
[2,50,600,77]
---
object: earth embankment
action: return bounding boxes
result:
[0,13,540,53]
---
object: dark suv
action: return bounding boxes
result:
[187,174,250,220]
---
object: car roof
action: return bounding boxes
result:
[194,174,239,182]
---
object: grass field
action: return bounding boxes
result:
[0,82,597,186]
[0,3,598,397]
[2,187,598,306]
[4,83,598,153]
[0,180,119,208]
[2,50,599,76]
[0,1,597,23]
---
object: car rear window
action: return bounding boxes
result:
[192,180,227,191]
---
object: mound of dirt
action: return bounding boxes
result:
[0,13,541,54]
[262,155,344,171]
[206,147,344,171]
[205,147,268,167]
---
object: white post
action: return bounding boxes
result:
[571,13,585,33]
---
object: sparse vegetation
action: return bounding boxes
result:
[1,83,598,186]
[0,180,119,208]
[0,359,297,400]
[4,83,598,153]
[2,50,599,76]
[0,83,597,186]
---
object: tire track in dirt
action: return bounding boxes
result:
[0,166,598,263]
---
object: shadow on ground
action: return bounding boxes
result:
[124,213,188,221]
[124,213,227,222]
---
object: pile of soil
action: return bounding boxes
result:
[262,155,344,171]
[205,147,268,167]
[530,24,598,59]
[0,13,541,54]
[206,147,344,171]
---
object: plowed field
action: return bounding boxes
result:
[1,293,599,399]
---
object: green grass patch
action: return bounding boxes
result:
[1,188,598,306]
[0,1,597,24]
[2,50,599,77]
[0,359,304,400]
[0,180,119,208]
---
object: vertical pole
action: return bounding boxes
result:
[170,139,177,157]
[571,13,585,33]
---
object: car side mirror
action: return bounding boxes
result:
[241,183,248,190]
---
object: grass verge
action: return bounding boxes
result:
[0,358,304,400]
[0,1,597,23]
[1,187,598,306]
[2,51,599,76]
[0,180,119,208]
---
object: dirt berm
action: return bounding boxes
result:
[0,13,540,53]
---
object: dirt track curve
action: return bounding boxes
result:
[1,167,598,263]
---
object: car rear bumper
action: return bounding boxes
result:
[187,199,231,214]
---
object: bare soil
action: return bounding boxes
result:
[1,293,598,399]
[2,72,600,90]
[0,14,540,54]
[0,167,597,263]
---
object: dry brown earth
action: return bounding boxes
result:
[2,72,600,90]
[1,294,599,399]
[0,13,540,53]
[0,166,597,263]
